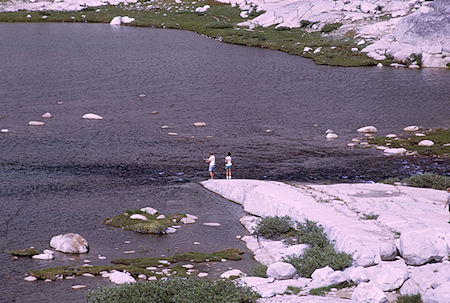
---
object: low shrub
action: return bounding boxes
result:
[402,174,450,190]
[86,277,260,303]
[283,246,353,278]
[251,264,268,278]
[285,286,301,295]
[255,216,293,240]
[397,294,422,303]
[309,281,354,296]
[321,23,343,33]
[288,219,330,248]
[381,177,401,185]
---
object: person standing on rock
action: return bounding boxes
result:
[204,152,215,179]
[445,187,450,223]
[225,152,232,179]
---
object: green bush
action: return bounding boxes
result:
[86,278,260,303]
[288,219,330,248]
[397,294,422,303]
[255,216,293,240]
[251,264,268,278]
[205,21,233,29]
[402,174,450,190]
[321,23,343,33]
[381,177,401,185]
[309,281,354,296]
[283,246,353,278]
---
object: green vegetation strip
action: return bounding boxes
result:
[309,281,354,296]
[104,209,185,234]
[397,294,423,303]
[29,248,244,280]
[256,217,353,278]
[86,277,260,303]
[382,173,450,190]
[369,128,449,157]
[11,248,39,257]
[0,0,392,67]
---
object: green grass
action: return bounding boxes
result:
[369,128,450,156]
[255,216,294,240]
[402,174,450,190]
[0,0,388,67]
[104,209,185,234]
[321,23,343,33]
[397,294,422,303]
[309,281,354,296]
[283,246,353,278]
[250,264,268,278]
[28,248,243,280]
[86,277,260,303]
[286,219,331,248]
[285,285,302,295]
[11,247,39,257]
[362,214,379,220]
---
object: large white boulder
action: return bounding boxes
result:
[357,126,378,133]
[418,140,434,147]
[266,262,297,280]
[311,266,334,282]
[379,242,398,261]
[50,233,88,253]
[351,282,388,303]
[405,262,450,296]
[422,282,450,303]
[110,16,135,25]
[371,260,408,291]
[109,270,136,284]
[399,230,448,265]
[349,267,369,285]
[399,278,421,296]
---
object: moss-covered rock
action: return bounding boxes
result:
[11,248,39,257]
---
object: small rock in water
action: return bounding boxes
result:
[151,111,159,114]
[352,138,360,142]
[123,251,136,254]
[418,140,434,146]
[168,132,177,136]
[347,143,355,147]
[1,129,9,133]
[161,125,169,129]
[28,121,45,126]
[82,113,103,120]
[124,241,131,244]
[57,101,64,105]
[98,255,106,260]
[386,134,397,138]
[193,122,207,127]
[203,222,221,227]
[326,133,338,139]
[325,129,334,134]
[130,214,148,221]
[82,273,94,277]
[265,129,272,133]
[197,273,208,278]
[32,253,54,260]
[357,126,377,133]
[72,285,87,290]
[24,276,37,282]
[44,279,52,282]
[166,227,177,233]
[83,259,91,263]
[403,125,419,132]
[156,214,166,219]
[377,63,383,67]
[193,242,200,245]
[41,112,52,118]
[139,94,146,97]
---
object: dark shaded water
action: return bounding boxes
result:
[0,23,449,302]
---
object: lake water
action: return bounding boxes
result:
[0,23,449,302]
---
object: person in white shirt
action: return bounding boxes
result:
[225,152,232,179]
[204,152,216,179]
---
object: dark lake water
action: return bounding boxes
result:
[0,23,449,302]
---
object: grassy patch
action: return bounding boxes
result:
[11,248,39,257]
[397,294,422,303]
[309,281,354,296]
[29,248,243,280]
[402,174,450,190]
[285,286,302,295]
[283,246,353,278]
[321,23,343,33]
[369,128,450,157]
[286,219,330,248]
[250,264,268,278]
[362,214,379,220]
[255,216,294,240]
[0,0,386,67]
[104,209,185,234]
[86,277,260,303]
